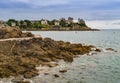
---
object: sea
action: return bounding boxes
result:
[1,30,120,83]
[30,30,120,83]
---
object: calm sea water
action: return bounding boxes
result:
[30,30,120,83]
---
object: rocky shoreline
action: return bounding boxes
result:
[0,27,100,83]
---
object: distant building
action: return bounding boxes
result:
[11,22,16,27]
[23,21,27,26]
[17,21,21,26]
[31,20,36,24]
[78,18,85,24]
[68,17,73,24]
[54,20,60,26]
[41,19,48,25]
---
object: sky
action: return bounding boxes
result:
[0,0,120,29]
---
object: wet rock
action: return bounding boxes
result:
[106,48,117,52]
[81,77,85,79]
[54,74,59,77]
[95,48,101,52]
[79,72,83,74]
[59,69,67,73]
[60,52,73,62]
[87,52,97,56]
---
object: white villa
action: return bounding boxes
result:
[54,20,60,26]
[41,19,48,25]
[11,22,16,27]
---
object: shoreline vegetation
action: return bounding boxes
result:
[0,17,99,31]
[0,27,100,83]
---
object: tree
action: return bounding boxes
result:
[19,20,27,29]
[6,19,16,26]
[60,19,66,27]
[33,22,41,28]
[78,19,87,27]
[48,20,56,25]
[67,23,73,27]
[24,20,32,28]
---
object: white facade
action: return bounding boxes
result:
[11,22,16,26]
[41,19,48,25]
[54,20,60,26]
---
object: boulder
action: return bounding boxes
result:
[0,27,22,39]
[95,48,101,52]
[0,27,33,39]
[21,32,34,37]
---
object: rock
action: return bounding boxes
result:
[81,77,85,79]
[44,72,49,75]
[11,76,30,83]
[0,27,33,39]
[74,55,79,58]
[95,49,101,52]
[40,58,51,62]
[59,69,67,73]
[11,76,24,82]
[79,72,83,74]
[91,47,97,51]
[45,63,57,67]
[21,32,34,37]
[106,48,117,52]
[54,74,59,77]
[0,27,22,39]
[23,69,38,78]
[19,81,30,83]
[12,80,30,83]
[0,27,99,79]
[60,52,73,62]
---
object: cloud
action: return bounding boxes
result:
[0,0,120,25]
[9,0,70,7]
[86,20,120,29]
[32,0,69,6]
[10,0,29,3]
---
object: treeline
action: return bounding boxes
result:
[5,18,88,30]
[6,19,48,29]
